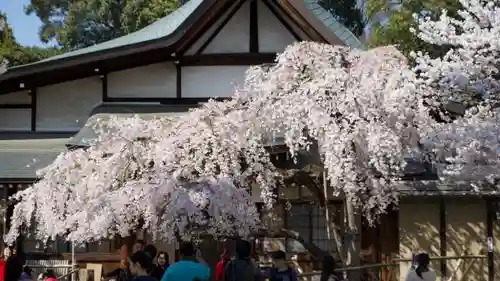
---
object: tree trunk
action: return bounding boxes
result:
[323,172,344,263]
[344,199,362,281]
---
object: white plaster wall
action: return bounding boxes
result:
[181,66,247,98]
[107,63,177,98]
[185,4,235,55]
[399,199,441,281]
[0,91,31,104]
[203,1,250,54]
[257,1,298,52]
[445,198,487,281]
[37,77,102,131]
[0,109,30,130]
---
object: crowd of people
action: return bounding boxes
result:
[0,239,436,281]
[104,239,301,281]
[0,238,303,281]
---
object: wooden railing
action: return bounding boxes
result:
[296,254,487,281]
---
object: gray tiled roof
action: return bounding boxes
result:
[7,0,204,70]
[3,0,365,75]
[0,135,71,179]
[68,103,198,147]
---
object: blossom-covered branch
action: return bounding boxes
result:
[6,106,267,244]
[412,0,500,178]
[234,43,433,219]
[412,0,500,108]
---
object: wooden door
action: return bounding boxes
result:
[361,208,399,281]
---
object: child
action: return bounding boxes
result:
[263,251,298,281]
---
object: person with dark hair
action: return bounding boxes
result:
[4,255,24,281]
[133,241,146,254]
[319,255,342,281]
[41,269,57,281]
[161,242,209,281]
[150,252,169,281]
[215,246,231,281]
[2,247,13,261]
[262,250,297,281]
[128,252,157,281]
[222,239,260,281]
[143,245,157,261]
[16,252,31,281]
[0,246,15,281]
[405,253,436,281]
[142,245,157,275]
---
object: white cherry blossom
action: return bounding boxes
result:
[412,0,500,180]
[412,0,500,107]
[234,43,434,219]
[6,43,435,243]
[6,110,264,244]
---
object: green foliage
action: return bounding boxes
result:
[367,0,461,57]
[26,0,180,50]
[0,12,62,68]
[321,0,366,37]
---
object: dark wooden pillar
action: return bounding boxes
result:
[486,198,494,281]
[439,197,447,279]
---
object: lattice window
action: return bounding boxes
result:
[286,204,311,253]
[285,203,341,253]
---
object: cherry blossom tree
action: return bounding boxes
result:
[6,43,435,249]
[412,0,500,181]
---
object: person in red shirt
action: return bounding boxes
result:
[215,248,231,281]
[0,246,14,281]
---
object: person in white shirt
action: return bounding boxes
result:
[405,253,437,281]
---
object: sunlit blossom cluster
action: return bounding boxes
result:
[235,44,434,219]
[412,0,500,107]
[413,0,500,177]
[422,106,500,182]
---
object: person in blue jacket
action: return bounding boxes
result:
[160,242,210,281]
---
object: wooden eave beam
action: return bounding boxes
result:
[0,47,177,95]
[277,0,330,43]
[176,0,234,56]
[193,0,246,55]
[179,53,276,66]
[262,0,302,41]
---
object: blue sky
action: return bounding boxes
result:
[0,0,45,47]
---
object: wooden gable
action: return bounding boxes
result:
[185,0,310,55]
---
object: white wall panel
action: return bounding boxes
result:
[185,4,235,55]
[0,109,30,130]
[186,0,307,55]
[203,1,250,54]
[181,66,247,98]
[0,91,31,104]
[257,1,298,52]
[107,63,177,98]
[37,77,102,131]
